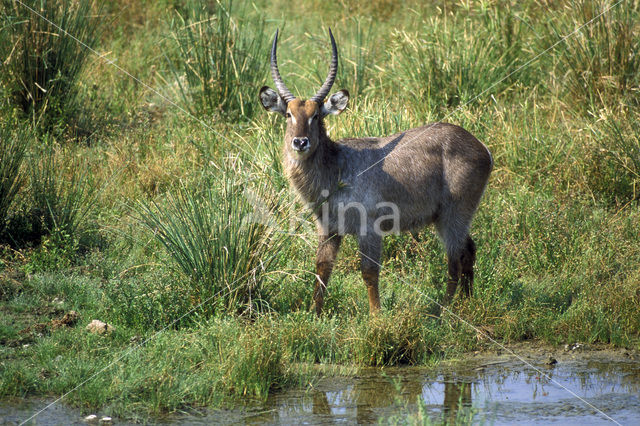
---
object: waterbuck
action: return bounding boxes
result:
[259,29,493,315]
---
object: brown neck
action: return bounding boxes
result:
[285,121,340,208]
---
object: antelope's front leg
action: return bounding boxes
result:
[313,233,342,316]
[358,233,382,313]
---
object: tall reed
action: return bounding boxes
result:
[585,115,640,204]
[137,162,290,318]
[165,0,267,120]
[545,0,640,111]
[0,119,30,235]
[0,0,99,131]
[335,18,379,99]
[28,141,97,240]
[393,5,528,115]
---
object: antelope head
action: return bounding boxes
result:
[259,29,349,160]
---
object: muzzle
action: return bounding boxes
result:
[292,137,310,152]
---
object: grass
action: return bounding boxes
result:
[163,0,268,120]
[0,117,29,236]
[393,3,531,115]
[0,0,639,422]
[28,141,98,241]
[0,0,100,134]
[136,161,292,319]
[545,0,640,111]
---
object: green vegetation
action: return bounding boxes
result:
[136,162,291,319]
[0,0,100,133]
[0,118,30,235]
[0,0,639,421]
[165,0,268,120]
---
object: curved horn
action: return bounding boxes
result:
[270,29,295,103]
[310,29,338,104]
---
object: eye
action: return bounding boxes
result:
[285,112,291,118]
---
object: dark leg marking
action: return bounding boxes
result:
[460,236,476,298]
[444,255,461,304]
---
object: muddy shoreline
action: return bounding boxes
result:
[445,340,640,368]
[3,342,639,425]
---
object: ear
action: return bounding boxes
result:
[321,89,349,117]
[259,86,287,116]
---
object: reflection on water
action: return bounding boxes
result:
[251,376,476,424]
[443,379,472,423]
[2,356,640,424]
[240,357,640,425]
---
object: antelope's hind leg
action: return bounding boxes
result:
[358,233,382,313]
[441,235,476,303]
[313,234,342,316]
[444,253,462,304]
[460,236,476,297]
[436,215,472,304]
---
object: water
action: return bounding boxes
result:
[2,351,639,425]
[224,354,640,425]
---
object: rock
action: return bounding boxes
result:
[545,356,558,365]
[100,416,113,424]
[84,414,98,423]
[86,320,115,335]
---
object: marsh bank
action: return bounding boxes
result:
[2,344,639,425]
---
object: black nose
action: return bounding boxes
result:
[292,137,309,151]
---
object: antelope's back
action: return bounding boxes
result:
[330,122,491,231]
[340,122,492,189]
